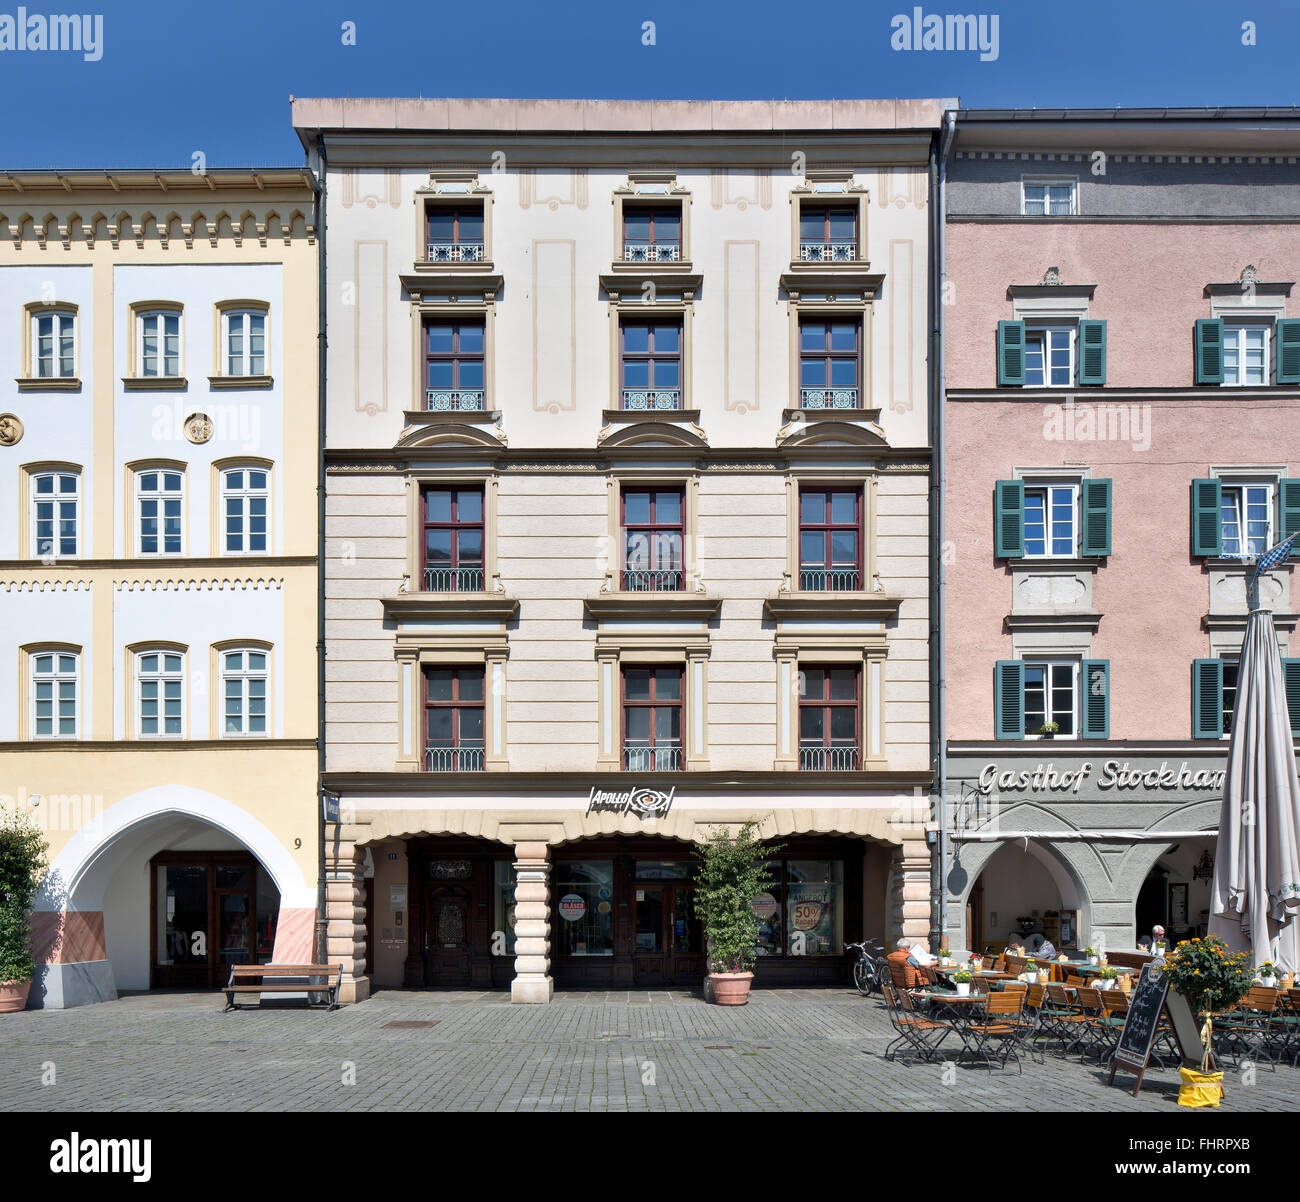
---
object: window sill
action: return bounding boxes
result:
[15,377,81,391]
[585,593,721,622]
[764,592,900,622]
[786,256,870,274]
[1203,557,1294,571]
[410,257,497,275]
[208,375,273,390]
[608,259,695,275]
[1004,612,1102,632]
[123,376,188,391]
[382,592,519,623]
[1009,557,1102,572]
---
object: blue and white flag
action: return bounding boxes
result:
[1255,532,1298,575]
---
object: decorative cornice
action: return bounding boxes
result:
[764,593,902,622]
[399,272,503,303]
[324,452,933,473]
[0,738,316,752]
[114,577,284,591]
[779,270,883,300]
[0,579,92,592]
[1203,611,1299,631]
[585,594,722,622]
[596,415,709,450]
[599,273,702,303]
[1006,283,1097,299]
[381,593,519,622]
[1004,612,1103,632]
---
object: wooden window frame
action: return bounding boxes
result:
[788,182,868,269]
[211,300,272,386]
[1022,481,1080,559]
[797,486,863,591]
[131,462,186,558]
[797,663,861,771]
[1020,178,1079,217]
[1023,323,1076,389]
[1222,322,1271,388]
[620,485,686,593]
[414,180,496,271]
[216,461,272,557]
[424,202,486,264]
[1021,659,1080,739]
[130,302,185,383]
[419,483,486,592]
[404,472,498,592]
[618,315,684,410]
[610,177,692,271]
[422,664,487,772]
[422,315,487,412]
[620,663,685,771]
[27,645,80,740]
[215,642,272,739]
[29,466,81,561]
[796,201,859,264]
[620,201,684,264]
[23,302,79,384]
[797,315,862,409]
[133,645,188,740]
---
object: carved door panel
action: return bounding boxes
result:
[423,885,472,986]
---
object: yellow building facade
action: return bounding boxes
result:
[0,170,320,1006]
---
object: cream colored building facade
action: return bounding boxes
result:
[297,99,944,1002]
[0,170,320,1006]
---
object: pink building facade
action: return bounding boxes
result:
[940,110,1300,955]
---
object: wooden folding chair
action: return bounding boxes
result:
[962,990,1027,1074]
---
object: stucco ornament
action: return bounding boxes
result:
[183,412,214,444]
[0,413,22,446]
[1239,264,1258,286]
[1042,265,1063,285]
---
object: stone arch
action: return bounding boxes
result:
[39,783,314,913]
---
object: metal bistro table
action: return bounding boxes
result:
[913,991,988,1060]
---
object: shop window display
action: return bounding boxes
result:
[555,861,615,956]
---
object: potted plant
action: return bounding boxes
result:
[0,803,48,1013]
[970,953,983,970]
[952,968,973,997]
[1258,962,1279,989]
[693,821,780,1006]
[1084,945,1098,966]
[1098,966,1119,989]
[1032,721,1060,739]
[939,949,953,967]
[1024,959,1039,984]
[1162,936,1255,1107]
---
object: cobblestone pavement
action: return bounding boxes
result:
[1,987,1296,1112]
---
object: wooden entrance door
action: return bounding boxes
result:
[633,884,702,985]
[423,884,473,986]
[151,852,264,989]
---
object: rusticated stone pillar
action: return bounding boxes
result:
[326,827,370,1004]
[888,836,933,947]
[510,841,553,1004]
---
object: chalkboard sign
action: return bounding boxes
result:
[1107,962,1204,1096]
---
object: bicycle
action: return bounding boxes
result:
[845,938,889,996]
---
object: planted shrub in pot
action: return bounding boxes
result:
[693,821,780,1006]
[0,804,48,1013]
[952,969,972,997]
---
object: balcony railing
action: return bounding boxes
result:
[799,567,861,592]
[424,744,485,772]
[623,740,683,771]
[426,389,485,411]
[799,240,857,263]
[423,566,485,593]
[621,389,682,411]
[621,569,684,593]
[799,743,860,771]
[799,387,859,409]
[623,242,681,263]
[426,241,485,263]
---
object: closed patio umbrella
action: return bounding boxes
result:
[1208,535,1300,973]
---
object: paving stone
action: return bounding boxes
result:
[0,986,1293,1111]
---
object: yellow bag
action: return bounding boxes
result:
[1178,1067,1225,1108]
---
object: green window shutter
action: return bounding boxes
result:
[1283,659,1300,739]
[1077,319,1107,386]
[997,320,1026,386]
[1190,478,1222,557]
[1195,318,1224,385]
[994,479,1025,558]
[1080,478,1112,557]
[1280,479,1300,560]
[1081,660,1110,739]
[1274,319,1300,385]
[994,660,1025,740]
[1192,659,1223,739]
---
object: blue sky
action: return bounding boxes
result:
[0,0,1296,167]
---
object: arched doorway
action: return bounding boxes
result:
[34,785,314,1007]
[963,839,1086,955]
[1135,834,1217,945]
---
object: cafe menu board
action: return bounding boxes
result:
[1107,962,1202,1097]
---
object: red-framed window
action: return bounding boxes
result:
[798,318,861,409]
[622,205,682,263]
[798,204,857,262]
[798,665,860,770]
[424,319,485,411]
[621,487,684,592]
[619,318,682,410]
[420,486,484,592]
[423,666,485,772]
[425,204,485,263]
[799,488,862,591]
[623,665,683,771]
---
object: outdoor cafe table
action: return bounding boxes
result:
[913,991,992,1061]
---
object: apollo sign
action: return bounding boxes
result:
[977,760,1226,795]
[585,785,675,819]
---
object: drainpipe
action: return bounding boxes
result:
[313,133,329,966]
[929,109,957,950]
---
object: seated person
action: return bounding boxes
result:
[908,939,937,966]
[1137,936,1153,952]
[1036,937,1057,959]
[885,938,951,991]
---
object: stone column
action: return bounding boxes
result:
[888,835,933,946]
[511,841,553,1003]
[326,827,370,1004]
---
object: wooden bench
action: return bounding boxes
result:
[223,964,342,1012]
